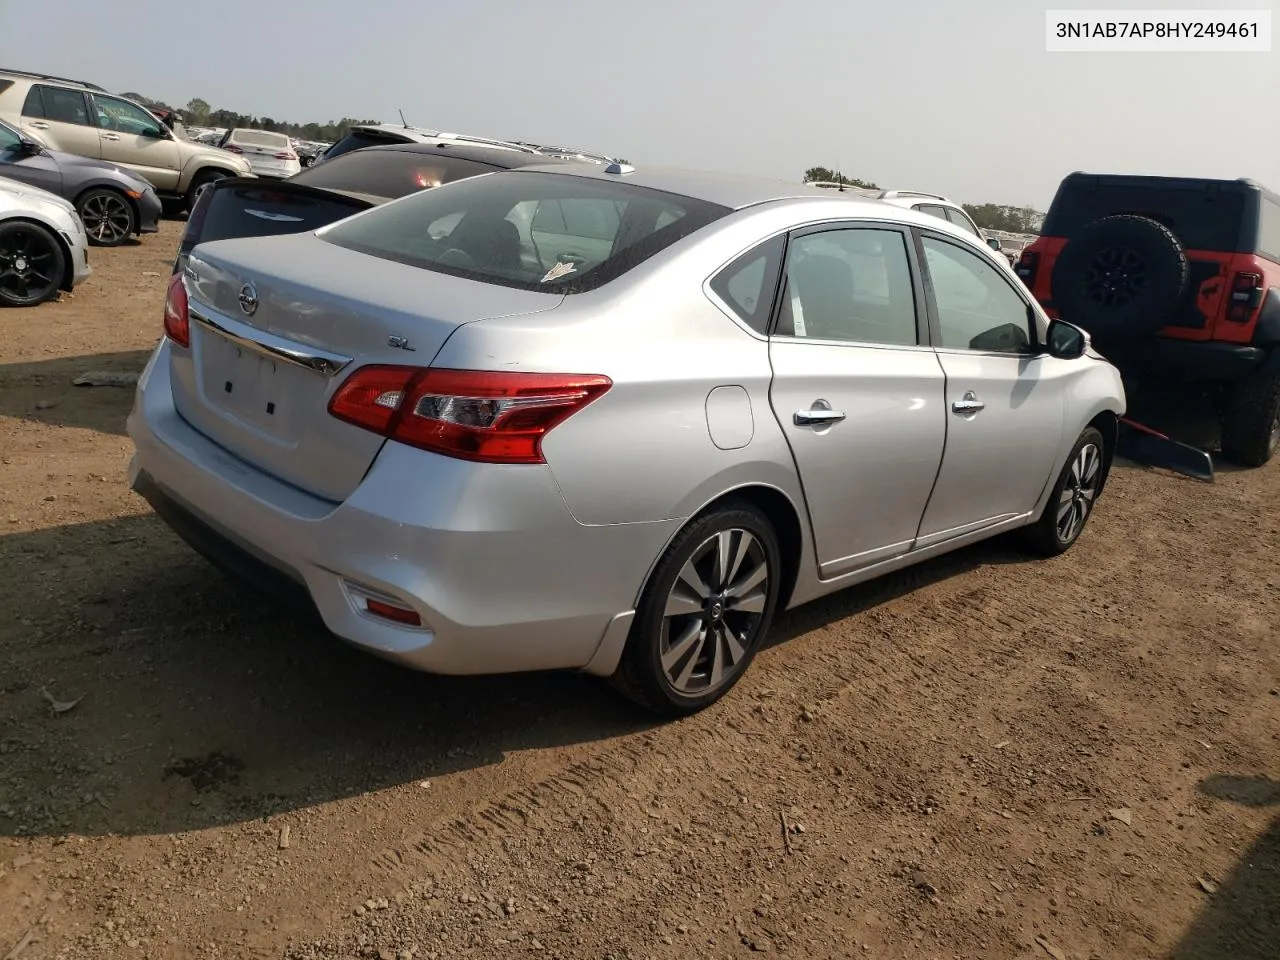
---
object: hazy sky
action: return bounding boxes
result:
[5,0,1277,208]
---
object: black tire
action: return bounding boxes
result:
[75,187,137,247]
[185,169,231,213]
[612,502,782,717]
[1019,427,1108,557]
[0,220,66,307]
[1050,215,1188,346]
[1220,370,1280,467]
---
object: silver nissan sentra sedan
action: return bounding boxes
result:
[127,162,1125,716]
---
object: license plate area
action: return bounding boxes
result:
[199,329,321,440]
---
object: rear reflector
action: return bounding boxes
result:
[328,367,612,464]
[364,597,422,626]
[163,273,190,347]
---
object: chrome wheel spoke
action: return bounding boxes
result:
[726,560,766,600]
[672,626,707,689]
[661,620,702,675]
[675,558,710,602]
[732,590,767,614]
[708,625,726,689]
[721,623,747,664]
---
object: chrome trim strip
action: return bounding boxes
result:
[190,306,353,376]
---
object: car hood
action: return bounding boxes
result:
[44,148,156,191]
[0,174,78,216]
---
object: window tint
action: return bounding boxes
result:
[775,227,917,346]
[708,234,785,335]
[35,86,89,125]
[21,86,44,118]
[0,121,22,154]
[943,205,982,237]
[320,170,728,294]
[93,95,162,136]
[922,236,1032,353]
[295,149,498,199]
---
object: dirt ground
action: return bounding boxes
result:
[1,222,1277,960]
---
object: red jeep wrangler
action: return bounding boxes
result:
[1017,173,1280,466]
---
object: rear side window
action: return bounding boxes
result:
[21,85,44,118]
[320,170,729,294]
[0,80,12,98]
[33,85,90,125]
[1043,179,1246,251]
[708,234,785,334]
[292,149,498,200]
[915,204,949,222]
[1258,197,1280,263]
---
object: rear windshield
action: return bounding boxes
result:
[292,149,500,201]
[1043,178,1247,251]
[230,129,290,149]
[320,129,408,163]
[184,182,370,251]
[319,171,730,294]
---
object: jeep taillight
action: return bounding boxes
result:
[1227,271,1264,321]
[1016,250,1039,284]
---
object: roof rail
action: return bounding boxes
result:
[877,189,951,202]
[0,67,106,91]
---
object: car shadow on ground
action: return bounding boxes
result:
[0,502,1043,841]
[0,349,152,437]
[1167,775,1280,959]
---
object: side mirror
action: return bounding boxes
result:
[986,237,1002,251]
[1045,318,1087,360]
[19,137,43,155]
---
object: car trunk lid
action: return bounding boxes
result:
[171,231,564,501]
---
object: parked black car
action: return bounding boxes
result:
[173,141,576,274]
[0,117,162,246]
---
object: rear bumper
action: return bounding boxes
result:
[126,341,673,676]
[1106,339,1269,383]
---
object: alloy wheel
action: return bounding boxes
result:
[1057,442,1102,543]
[659,528,770,696]
[80,192,133,245]
[0,226,59,304]
[1081,246,1147,308]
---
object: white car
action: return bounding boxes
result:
[216,128,301,180]
[0,175,91,306]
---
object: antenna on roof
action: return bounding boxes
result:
[836,160,844,192]
[398,108,409,128]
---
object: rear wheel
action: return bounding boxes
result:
[186,169,230,214]
[76,188,136,246]
[612,503,781,717]
[1019,427,1107,557]
[1220,370,1280,466]
[0,220,65,307]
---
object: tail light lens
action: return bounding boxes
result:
[222,143,244,154]
[328,367,611,464]
[1228,271,1264,321]
[1015,250,1040,284]
[163,273,190,347]
[275,151,298,161]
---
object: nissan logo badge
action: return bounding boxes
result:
[238,282,259,316]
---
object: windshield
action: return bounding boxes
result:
[319,170,730,293]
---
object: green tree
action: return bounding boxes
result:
[802,167,879,190]
[962,203,1044,234]
[185,98,211,124]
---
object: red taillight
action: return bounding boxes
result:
[223,143,244,154]
[1016,250,1040,284]
[364,597,421,626]
[328,366,612,464]
[1228,271,1264,321]
[163,273,190,347]
[275,151,298,161]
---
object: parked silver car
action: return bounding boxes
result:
[127,164,1125,715]
[0,175,91,306]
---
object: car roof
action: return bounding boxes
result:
[503,163,892,211]
[0,68,107,92]
[346,123,538,153]
[1055,171,1280,207]
[309,141,579,170]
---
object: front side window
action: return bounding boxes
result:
[320,170,728,293]
[92,95,164,137]
[708,234,785,334]
[775,227,918,345]
[32,86,90,126]
[922,235,1033,353]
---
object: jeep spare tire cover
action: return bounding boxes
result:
[1050,214,1188,343]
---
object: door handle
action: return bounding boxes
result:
[794,408,847,426]
[102,133,121,141]
[29,122,50,129]
[951,391,985,414]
